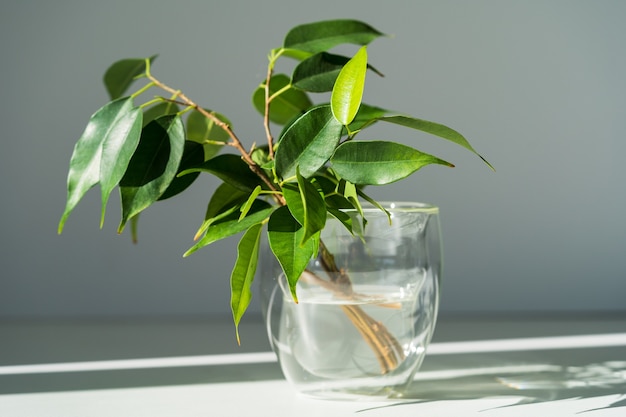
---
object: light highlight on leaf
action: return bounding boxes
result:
[331,46,367,126]
[58,97,142,233]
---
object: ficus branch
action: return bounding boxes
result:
[59,21,493,383]
[146,73,285,205]
[130,81,157,99]
[263,64,275,158]
[262,48,286,159]
[268,84,291,102]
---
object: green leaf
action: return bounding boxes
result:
[282,184,304,224]
[279,48,314,61]
[231,223,263,345]
[142,101,179,127]
[326,207,354,234]
[380,115,495,170]
[179,154,263,192]
[316,171,362,228]
[194,182,248,240]
[99,102,143,227]
[252,74,312,125]
[356,187,391,224]
[251,146,271,168]
[331,140,454,185]
[186,109,230,160]
[239,186,263,221]
[184,203,274,257]
[282,170,327,245]
[103,55,157,100]
[292,52,383,93]
[296,168,326,244]
[283,19,384,54]
[157,141,205,201]
[58,97,142,233]
[343,104,494,170]
[267,206,319,302]
[347,103,389,131]
[292,52,347,92]
[206,183,248,220]
[339,180,366,229]
[275,105,343,179]
[311,174,340,196]
[325,193,354,210]
[118,115,185,232]
[331,46,368,126]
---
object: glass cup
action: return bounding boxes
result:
[260,202,442,399]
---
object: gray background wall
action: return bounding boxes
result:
[1,0,624,319]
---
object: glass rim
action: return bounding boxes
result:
[349,201,439,214]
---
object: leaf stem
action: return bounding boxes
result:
[267,84,291,102]
[263,48,285,160]
[263,65,275,158]
[130,81,157,99]
[138,97,162,109]
[146,73,285,205]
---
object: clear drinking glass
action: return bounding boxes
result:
[260,202,442,399]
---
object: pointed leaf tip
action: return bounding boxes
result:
[230,223,263,348]
[331,140,454,185]
[59,97,142,232]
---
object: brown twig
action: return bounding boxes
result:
[148,75,285,206]
[263,65,275,159]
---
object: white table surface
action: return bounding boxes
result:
[1,314,625,416]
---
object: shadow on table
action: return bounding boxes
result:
[2,343,625,416]
[0,361,284,394]
[359,347,626,414]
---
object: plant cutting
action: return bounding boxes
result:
[58,19,491,397]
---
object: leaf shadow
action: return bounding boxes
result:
[358,349,626,414]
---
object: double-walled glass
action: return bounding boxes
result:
[260,202,442,399]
